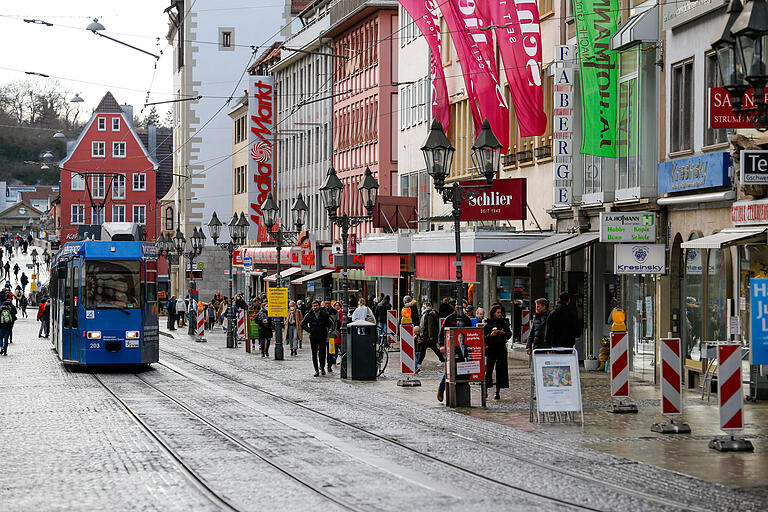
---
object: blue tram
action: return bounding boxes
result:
[50,240,159,365]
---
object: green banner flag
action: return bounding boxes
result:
[574,0,619,158]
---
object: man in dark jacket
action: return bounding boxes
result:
[302,300,334,377]
[545,293,580,348]
[374,295,391,333]
[0,298,17,355]
[438,298,454,318]
[166,296,177,330]
[526,298,551,354]
[416,302,443,368]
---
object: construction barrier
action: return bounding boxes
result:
[387,309,398,346]
[237,309,246,339]
[660,338,683,416]
[717,343,745,432]
[610,331,629,398]
[520,309,530,347]
[400,325,415,374]
[196,309,205,340]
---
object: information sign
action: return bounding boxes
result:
[741,150,768,184]
[750,278,768,364]
[247,310,259,339]
[267,287,289,317]
[445,327,484,383]
[614,244,666,274]
[531,348,583,423]
[599,212,656,242]
[243,255,253,271]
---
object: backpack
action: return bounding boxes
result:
[0,306,13,326]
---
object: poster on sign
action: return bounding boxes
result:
[445,327,484,382]
[532,348,583,420]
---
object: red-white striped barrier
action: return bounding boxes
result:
[400,325,415,374]
[717,343,744,432]
[237,309,245,339]
[660,338,682,417]
[196,309,205,339]
[520,309,530,346]
[610,331,629,398]
[387,309,398,345]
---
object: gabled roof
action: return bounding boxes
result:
[0,200,43,219]
[248,41,283,73]
[94,92,123,113]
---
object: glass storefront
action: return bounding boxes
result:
[626,274,656,382]
[706,248,727,343]
[683,238,704,361]
[739,244,768,343]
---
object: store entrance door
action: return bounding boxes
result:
[626,275,656,382]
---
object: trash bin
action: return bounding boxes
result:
[347,319,377,380]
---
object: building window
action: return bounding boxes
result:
[440,18,451,66]
[97,117,106,131]
[583,154,604,197]
[132,205,146,225]
[71,174,85,191]
[233,165,246,194]
[92,175,106,199]
[234,115,246,143]
[112,174,126,199]
[113,141,126,158]
[71,204,85,225]
[91,207,105,225]
[112,204,126,222]
[112,117,120,131]
[617,47,641,190]
[132,173,146,191]
[92,141,105,157]
[165,207,174,230]
[704,52,728,147]
[671,58,694,154]
[539,0,554,15]
[219,27,234,51]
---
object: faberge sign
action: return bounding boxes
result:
[459,178,526,221]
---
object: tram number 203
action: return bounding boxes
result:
[89,342,101,349]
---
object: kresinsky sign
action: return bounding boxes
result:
[248,76,275,242]
[614,244,665,274]
[599,212,656,242]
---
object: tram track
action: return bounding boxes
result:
[156,346,722,512]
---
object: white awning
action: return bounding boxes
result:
[481,234,576,267]
[681,229,767,249]
[264,266,303,282]
[610,4,658,51]
[291,268,334,284]
[505,233,600,268]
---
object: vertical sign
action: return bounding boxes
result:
[750,278,768,364]
[553,45,574,208]
[248,75,275,242]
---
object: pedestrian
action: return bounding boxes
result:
[257,305,273,357]
[20,273,28,292]
[175,295,187,328]
[286,300,303,356]
[218,298,227,329]
[301,300,333,376]
[12,263,19,281]
[374,294,391,335]
[20,293,27,318]
[0,297,17,355]
[166,295,177,330]
[3,261,9,280]
[438,297,454,318]
[415,302,444,371]
[472,307,486,327]
[206,302,216,330]
[14,284,21,307]
[545,293,580,348]
[484,305,512,400]
[298,298,309,318]
[351,297,375,322]
[526,298,551,355]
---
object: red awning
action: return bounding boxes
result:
[415,254,478,282]
[364,254,401,278]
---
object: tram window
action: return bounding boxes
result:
[84,261,140,309]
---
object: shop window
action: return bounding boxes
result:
[707,248,728,342]
[704,52,728,147]
[617,47,640,191]
[671,58,694,154]
[683,236,704,360]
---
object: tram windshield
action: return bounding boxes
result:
[84,261,140,309]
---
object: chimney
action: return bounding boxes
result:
[121,104,134,127]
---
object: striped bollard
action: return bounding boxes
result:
[710,344,754,451]
[651,338,691,433]
[195,309,206,342]
[387,309,399,349]
[237,309,246,339]
[608,330,637,413]
[519,309,530,350]
[397,325,421,387]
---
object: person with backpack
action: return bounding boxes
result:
[0,298,17,355]
[166,295,177,330]
[19,294,28,318]
[416,302,444,371]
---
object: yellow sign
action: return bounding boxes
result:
[267,287,289,317]
[31,282,37,292]
[31,274,37,280]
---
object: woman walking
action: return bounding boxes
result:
[257,305,274,357]
[483,304,512,400]
[285,301,303,356]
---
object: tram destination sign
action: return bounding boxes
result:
[599,212,656,242]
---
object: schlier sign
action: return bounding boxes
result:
[709,87,765,128]
[248,76,275,242]
[459,178,526,221]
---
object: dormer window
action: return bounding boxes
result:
[97,117,106,131]
[112,117,120,131]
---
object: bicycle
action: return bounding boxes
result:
[375,326,389,377]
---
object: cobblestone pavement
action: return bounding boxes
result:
[2,299,767,510]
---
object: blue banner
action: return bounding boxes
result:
[657,152,730,194]
[750,278,768,364]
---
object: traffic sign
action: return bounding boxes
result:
[244,255,253,271]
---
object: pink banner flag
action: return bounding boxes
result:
[398,0,449,132]
[441,0,510,150]
[481,0,546,137]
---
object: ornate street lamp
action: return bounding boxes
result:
[183,227,205,337]
[320,167,379,377]
[261,193,308,361]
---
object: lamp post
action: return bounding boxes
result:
[175,227,205,336]
[421,119,502,328]
[260,192,309,361]
[319,167,379,377]
[207,211,249,348]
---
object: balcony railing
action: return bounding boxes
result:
[516,150,533,163]
[535,145,552,160]
[501,153,517,167]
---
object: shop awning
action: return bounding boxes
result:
[504,233,600,268]
[610,4,658,51]
[481,234,576,267]
[291,268,334,284]
[681,228,767,249]
[415,254,478,282]
[364,254,401,277]
[264,266,302,282]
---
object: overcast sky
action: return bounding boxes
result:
[0,1,176,119]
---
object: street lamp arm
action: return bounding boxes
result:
[92,31,160,60]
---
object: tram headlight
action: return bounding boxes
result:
[125,331,140,339]
[87,331,102,340]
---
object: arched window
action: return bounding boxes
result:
[165,206,174,231]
